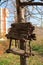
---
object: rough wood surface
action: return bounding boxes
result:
[10,48,30,57]
[6,22,36,40]
[20,2,43,6]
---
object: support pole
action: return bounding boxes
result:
[9,39,12,50]
[29,40,31,55]
[6,39,12,53]
[20,40,28,65]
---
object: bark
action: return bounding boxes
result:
[16,0,25,23]
[20,2,43,6]
[16,0,28,65]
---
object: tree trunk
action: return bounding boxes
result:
[20,40,28,65]
[16,0,25,23]
[16,0,28,65]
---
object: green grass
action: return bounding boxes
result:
[0,40,43,65]
[0,53,20,65]
[28,56,43,65]
[32,44,43,52]
[0,53,43,65]
[32,43,43,54]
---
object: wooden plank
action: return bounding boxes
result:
[10,48,25,55]
[9,48,30,57]
[8,29,34,35]
[6,34,31,40]
[10,29,28,33]
[11,22,32,28]
[11,28,28,31]
[8,31,28,36]
[9,27,34,34]
[11,23,35,32]
[6,34,20,40]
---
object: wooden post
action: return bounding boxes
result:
[29,40,31,55]
[20,40,28,65]
[16,0,28,65]
[9,39,12,50]
[6,39,12,53]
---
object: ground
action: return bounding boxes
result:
[0,27,43,65]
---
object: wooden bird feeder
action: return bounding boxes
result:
[6,22,36,57]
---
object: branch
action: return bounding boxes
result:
[0,0,8,6]
[20,2,43,6]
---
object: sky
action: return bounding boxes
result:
[0,0,43,28]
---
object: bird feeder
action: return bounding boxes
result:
[6,22,36,57]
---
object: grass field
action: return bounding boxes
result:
[0,27,43,65]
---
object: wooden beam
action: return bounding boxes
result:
[7,48,31,57]
[10,48,25,56]
[20,2,43,6]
